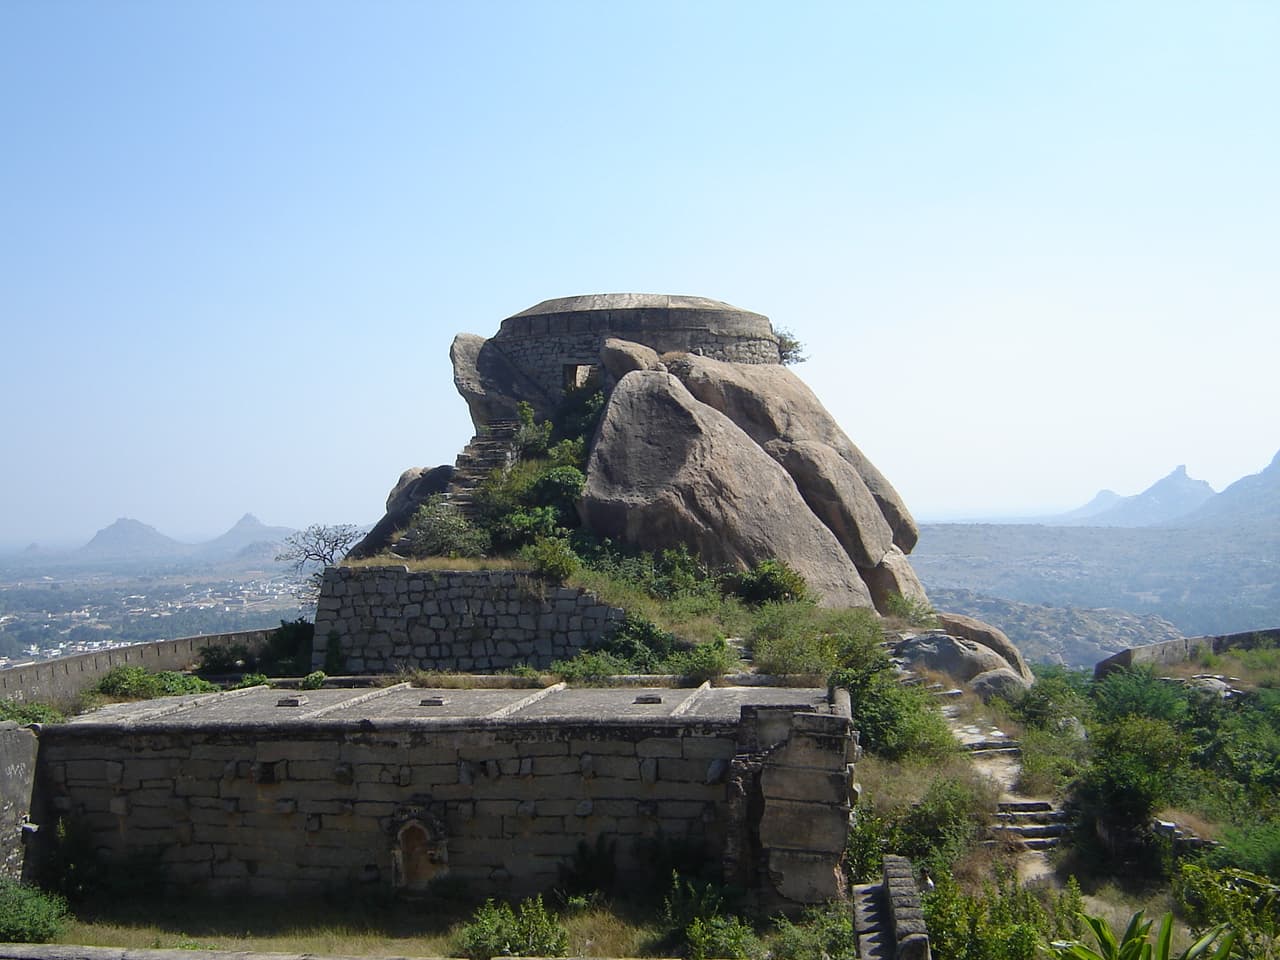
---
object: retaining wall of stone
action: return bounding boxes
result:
[32,714,841,900]
[0,630,274,705]
[0,724,37,882]
[313,568,626,673]
[1094,627,1280,678]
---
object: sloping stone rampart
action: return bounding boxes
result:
[313,567,626,673]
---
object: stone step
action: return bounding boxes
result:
[982,835,1062,851]
[997,809,1069,825]
[999,800,1055,813]
[965,739,1021,752]
[992,822,1067,839]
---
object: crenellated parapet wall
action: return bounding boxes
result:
[313,567,626,673]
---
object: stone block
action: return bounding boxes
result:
[681,737,736,760]
[759,799,849,854]
[767,848,845,903]
[760,766,849,803]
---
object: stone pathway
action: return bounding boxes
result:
[937,689,1067,885]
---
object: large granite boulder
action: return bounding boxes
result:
[862,545,932,614]
[451,333,557,431]
[581,370,873,607]
[970,667,1032,702]
[599,337,664,385]
[347,464,454,560]
[665,354,918,555]
[893,632,1013,682]
[936,612,1034,684]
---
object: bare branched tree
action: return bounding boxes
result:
[276,523,362,606]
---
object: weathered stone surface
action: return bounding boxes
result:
[581,371,873,608]
[599,337,663,382]
[893,633,1012,682]
[665,353,919,554]
[936,612,1034,683]
[863,545,932,616]
[347,464,454,560]
[762,438,894,569]
[450,332,556,431]
[969,667,1031,702]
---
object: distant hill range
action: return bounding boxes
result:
[1044,464,1215,527]
[917,448,1280,661]
[78,514,296,562]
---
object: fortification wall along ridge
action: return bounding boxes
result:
[31,685,856,904]
[490,294,781,401]
[0,629,273,705]
[1093,626,1280,678]
[314,567,626,673]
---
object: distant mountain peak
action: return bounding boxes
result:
[232,513,263,527]
[81,518,187,556]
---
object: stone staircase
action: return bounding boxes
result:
[991,800,1069,851]
[443,419,521,520]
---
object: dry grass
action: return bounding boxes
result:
[342,554,526,573]
[855,751,996,816]
[400,668,554,689]
[1155,806,1222,841]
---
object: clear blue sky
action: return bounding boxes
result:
[3,1,1277,547]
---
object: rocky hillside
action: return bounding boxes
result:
[930,587,1185,668]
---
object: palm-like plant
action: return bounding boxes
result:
[1050,911,1235,960]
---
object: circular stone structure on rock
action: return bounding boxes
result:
[489,293,781,399]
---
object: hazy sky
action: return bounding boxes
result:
[3,2,1277,547]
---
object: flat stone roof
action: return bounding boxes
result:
[498,293,775,339]
[63,682,833,728]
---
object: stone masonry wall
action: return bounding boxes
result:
[1094,627,1280,678]
[491,309,781,404]
[0,630,274,706]
[313,568,626,673]
[0,725,37,882]
[34,718,742,899]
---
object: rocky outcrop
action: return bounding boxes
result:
[894,632,1014,682]
[581,370,873,607]
[969,667,1031,701]
[664,354,918,555]
[862,545,932,614]
[451,333,556,431]
[935,612,1034,683]
[599,337,664,384]
[347,464,454,560]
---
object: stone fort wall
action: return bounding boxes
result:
[33,704,853,901]
[1094,626,1280,678]
[492,304,781,403]
[313,567,626,673]
[0,629,274,706]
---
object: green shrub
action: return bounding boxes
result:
[454,895,568,959]
[260,618,314,675]
[1093,666,1190,725]
[686,914,764,960]
[882,591,939,627]
[232,673,270,690]
[519,536,579,583]
[0,700,64,725]
[513,401,553,459]
[724,559,809,606]
[836,671,955,760]
[1209,821,1280,879]
[1175,864,1279,957]
[95,666,215,700]
[927,868,1082,960]
[401,496,491,558]
[1075,715,1190,833]
[552,386,604,448]
[197,643,250,674]
[775,327,807,365]
[662,871,724,932]
[663,638,739,683]
[897,777,993,871]
[749,603,883,676]
[300,670,326,690]
[771,903,858,960]
[845,810,893,883]
[549,650,634,682]
[526,466,586,526]
[0,879,69,942]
